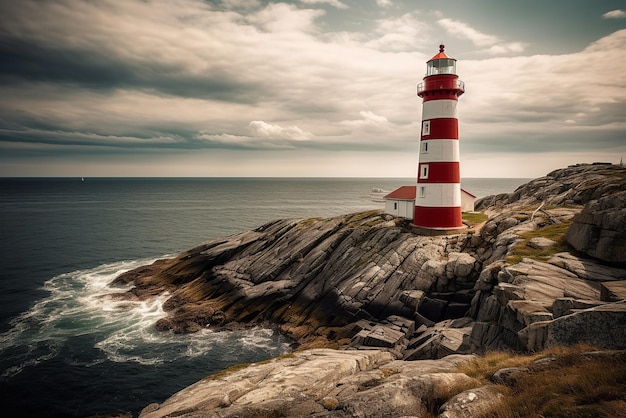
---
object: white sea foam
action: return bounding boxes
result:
[0,257,291,378]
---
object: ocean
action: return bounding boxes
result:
[0,177,528,417]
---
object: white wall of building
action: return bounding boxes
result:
[384,199,414,219]
[461,191,475,212]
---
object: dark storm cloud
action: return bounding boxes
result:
[0,37,264,103]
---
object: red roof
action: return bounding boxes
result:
[462,188,476,198]
[428,51,450,61]
[384,186,416,200]
[384,186,476,200]
[427,44,454,62]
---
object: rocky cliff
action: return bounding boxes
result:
[109,163,626,417]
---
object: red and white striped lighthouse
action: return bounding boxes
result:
[413,44,465,229]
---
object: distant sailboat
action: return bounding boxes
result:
[81,177,85,182]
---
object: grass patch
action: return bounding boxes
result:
[297,217,324,229]
[204,353,296,381]
[506,221,572,265]
[363,218,384,228]
[345,210,383,228]
[462,212,489,226]
[457,345,626,418]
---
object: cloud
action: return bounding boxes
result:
[341,111,389,127]
[0,1,624,177]
[299,0,348,10]
[602,10,626,19]
[366,13,430,52]
[437,18,527,54]
[458,29,626,157]
[249,121,313,141]
[437,18,498,47]
[376,0,393,7]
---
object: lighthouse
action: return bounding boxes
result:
[413,44,465,230]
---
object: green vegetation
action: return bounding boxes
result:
[297,217,324,229]
[345,210,383,228]
[203,353,297,381]
[506,221,572,265]
[462,212,489,226]
[457,345,626,418]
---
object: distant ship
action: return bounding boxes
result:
[369,188,389,202]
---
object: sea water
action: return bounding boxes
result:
[0,177,528,417]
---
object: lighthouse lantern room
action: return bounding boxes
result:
[413,44,465,230]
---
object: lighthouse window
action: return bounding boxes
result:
[422,142,428,153]
[427,58,456,76]
[419,186,426,198]
[422,120,430,136]
[420,164,429,179]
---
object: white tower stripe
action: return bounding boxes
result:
[421,100,458,120]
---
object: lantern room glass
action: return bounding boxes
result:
[426,58,456,76]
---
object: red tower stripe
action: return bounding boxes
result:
[423,75,460,92]
[421,91,461,102]
[418,162,460,183]
[414,206,462,228]
[421,118,458,139]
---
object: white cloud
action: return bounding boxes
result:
[437,18,497,47]
[437,18,527,54]
[376,0,393,7]
[341,111,389,127]
[602,9,626,19]
[299,0,348,10]
[486,42,526,54]
[249,121,313,141]
[366,13,430,51]
[246,2,325,33]
[458,29,626,160]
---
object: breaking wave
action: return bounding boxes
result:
[0,258,290,380]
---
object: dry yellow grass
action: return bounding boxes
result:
[459,345,626,418]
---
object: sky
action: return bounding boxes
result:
[1,0,625,178]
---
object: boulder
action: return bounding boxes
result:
[490,367,529,385]
[415,259,446,291]
[447,252,477,279]
[546,303,626,349]
[548,252,626,282]
[404,319,474,360]
[527,237,555,250]
[439,385,504,418]
[505,259,600,302]
[552,298,603,318]
[601,281,626,302]
[400,290,425,310]
[507,300,553,327]
[565,191,626,264]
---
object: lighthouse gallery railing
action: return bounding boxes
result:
[416,79,465,95]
